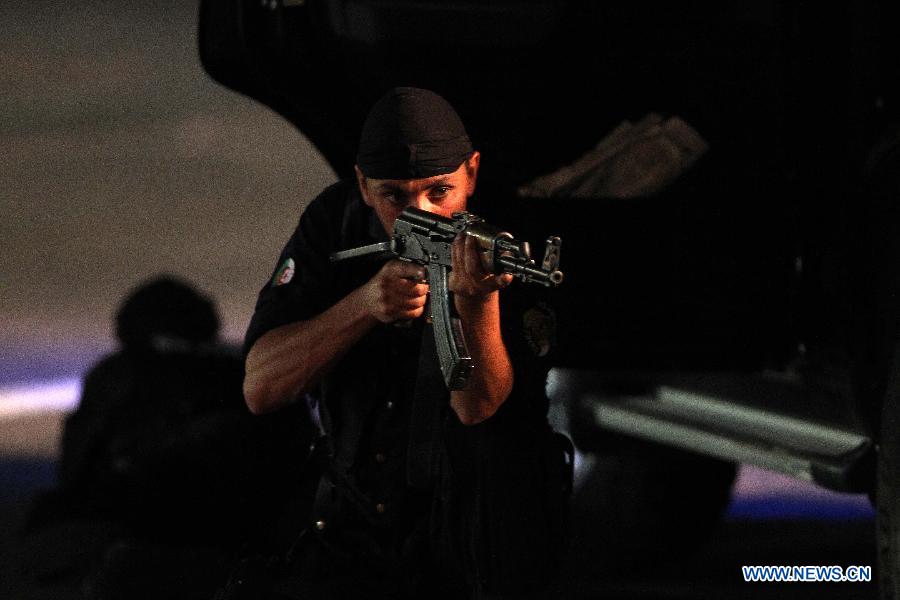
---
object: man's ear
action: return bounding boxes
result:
[355,165,373,207]
[465,151,481,197]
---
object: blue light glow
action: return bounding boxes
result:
[0,379,81,418]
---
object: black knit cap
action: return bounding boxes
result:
[356,87,473,179]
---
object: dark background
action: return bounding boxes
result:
[0,1,887,597]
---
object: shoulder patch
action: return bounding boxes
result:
[271,258,296,287]
[522,303,556,357]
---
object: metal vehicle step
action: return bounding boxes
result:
[578,374,873,492]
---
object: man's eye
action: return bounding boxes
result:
[431,186,451,198]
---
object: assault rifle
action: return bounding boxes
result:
[330,207,563,390]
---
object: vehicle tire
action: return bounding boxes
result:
[565,439,737,578]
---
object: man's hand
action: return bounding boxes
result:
[450,234,514,302]
[362,259,429,323]
[447,233,514,424]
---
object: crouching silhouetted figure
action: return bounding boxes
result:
[17,276,314,600]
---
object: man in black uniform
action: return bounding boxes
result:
[242,88,568,599]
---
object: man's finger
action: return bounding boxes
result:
[405,294,428,309]
[386,260,426,281]
[463,234,488,279]
[399,306,425,320]
[395,280,430,298]
[451,236,463,274]
[449,236,462,288]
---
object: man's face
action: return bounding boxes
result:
[355,152,480,234]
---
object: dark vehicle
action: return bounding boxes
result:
[197,1,900,595]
